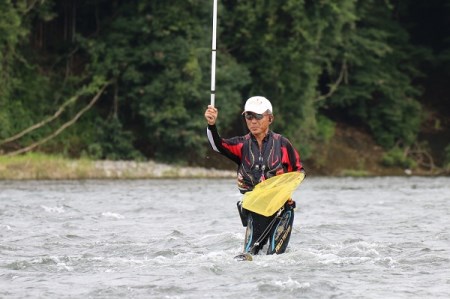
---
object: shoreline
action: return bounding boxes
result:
[91,160,236,179]
[1,155,446,180]
[0,158,235,180]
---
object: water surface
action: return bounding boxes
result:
[1,177,449,298]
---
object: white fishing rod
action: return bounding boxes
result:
[210,0,218,107]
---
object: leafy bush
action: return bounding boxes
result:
[444,144,450,171]
[86,116,143,161]
[382,147,417,169]
[2,0,448,168]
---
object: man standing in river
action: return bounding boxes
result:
[204,96,305,256]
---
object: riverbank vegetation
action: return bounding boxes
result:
[1,1,449,176]
[0,153,235,180]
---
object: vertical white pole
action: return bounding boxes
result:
[211,0,218,107]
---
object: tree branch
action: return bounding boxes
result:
[4,82,110,157]
[23,0,41,15]
[315,59,347,102]
[407,142,436,172]
[0,95,79,146]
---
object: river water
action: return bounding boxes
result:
[0,177,449,298]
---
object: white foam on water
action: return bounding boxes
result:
[101,212,125,219]
[270,277,311,290]
[1,177,449,299]
[41,205,65,213]
[56,262,74,272]
[256,276,312,296]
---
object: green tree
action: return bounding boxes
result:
[222,0,423,156]
[0,0,62,144]
[2,0,448,170]
[0,0,27,138]
[79,1,249,161]
[221,0,360,156]
[326,0,423,149]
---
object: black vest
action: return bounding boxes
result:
[237,132,284,193]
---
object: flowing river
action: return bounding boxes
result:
[1,177,449,298]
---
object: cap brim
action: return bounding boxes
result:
[242,108,268,114]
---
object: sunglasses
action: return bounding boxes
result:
[244,112,265,120]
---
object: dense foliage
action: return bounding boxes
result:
[1,0,449,169]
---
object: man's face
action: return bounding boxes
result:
[244,112,271,136]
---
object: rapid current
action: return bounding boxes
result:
[1,176,449,298]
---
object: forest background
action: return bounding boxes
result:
[1,0,449,177]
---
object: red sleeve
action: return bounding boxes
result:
[281,137,304,173]
[207,124,244,165]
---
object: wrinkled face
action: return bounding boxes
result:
[244,112,272,136]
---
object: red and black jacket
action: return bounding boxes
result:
[207,124,304,193]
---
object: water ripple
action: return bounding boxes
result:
[0,177,449,298]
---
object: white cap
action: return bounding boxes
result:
[243,96,273,114]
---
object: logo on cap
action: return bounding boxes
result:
[243,96,273,114]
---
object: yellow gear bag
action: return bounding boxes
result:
[241,172,305,217]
